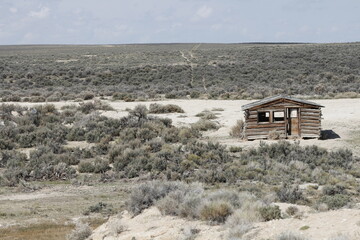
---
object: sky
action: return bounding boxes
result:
[0,0,360,45]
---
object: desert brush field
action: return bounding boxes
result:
[1,43,360,240]
[0,97,360,240]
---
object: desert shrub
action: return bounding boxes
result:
[268,130,281,140]
[165,92,177,99]
[195,110,217,120]
[113,148,149,172]
[26,148,77,180]
[190,91,200,99]
[67,127,86,141]
[128,181,207,218]
[212,108,224,111]
[242,141,357,171]
[319,194,350,209]
[84,202,112,215]
[229,146,242,153]
[259,205,282,221]
[276,232,308,240]
[322,184,346,196]
[225,193,264,239]
[191,119,219,131]
[178,188,204,219]
[30,96,46,102]
[0,139,15,150]
[87,201,107,213]
[0,151,28,186]
[82,91,95,100]
[276,184,304,204]
[112,92,134,101]
[93,158,110,173]
[285,206,299,216]
[75,115,121,143]
[66,222,92,240]
[178,127,201,143]
[129,104,148,120]
[227,193,264,224]
[157,190,187,216]
[78,102,95,114]
[17,124,68,148]
[0,150,27,168]
[149,103,184,114]
[207,190,243,208]
[77,100,114,114]
[146,139,164,153]
[127,181,188,215]
[229,120,245,139]
[78,161,95,173]
[327,149,353,169]
[199,200,233,223]
[61,104,78,110]
[2,95,21,102]
[313,202,329,212]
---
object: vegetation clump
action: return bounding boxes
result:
[66,222,92,240]
[230,120,245,139]
[259,205,282,221]
[149,103,185,114]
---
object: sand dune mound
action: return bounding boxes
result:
[250,207,360,240]
[90,205,360,240]
[90,207,225,240]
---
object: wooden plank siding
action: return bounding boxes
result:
[244,97,323,140]
[300,108,321,138]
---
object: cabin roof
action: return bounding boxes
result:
[241,95,324,110]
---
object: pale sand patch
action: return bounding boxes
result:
[55,59,78,63]
[64,141,95,149]
[17,147,36,158]
[91,206,360,240]
[247,208,360,240]
[91,207,226,240]
[0,191,73,201]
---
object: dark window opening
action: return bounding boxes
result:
[273,111,285,122]
[258,111,270,122]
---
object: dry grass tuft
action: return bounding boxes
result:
[229,120,245,139]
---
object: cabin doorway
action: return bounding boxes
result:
[287,108,299,136]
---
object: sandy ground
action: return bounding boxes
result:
[90,205,360,240]
[250,208,360,240]
[90,207,226,240]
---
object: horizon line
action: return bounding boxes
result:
[1,41,360,47]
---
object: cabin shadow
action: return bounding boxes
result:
[319,130,340,140]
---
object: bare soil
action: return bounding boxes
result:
[90,205,360,240]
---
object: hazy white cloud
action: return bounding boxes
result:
[23,32,36,41]
[29,6,50,19]
[196,5,213,18]
[211,23,222,30]
[9,7,18,13]
[0,0,360,44]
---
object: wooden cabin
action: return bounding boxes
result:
[241,95,324,140]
